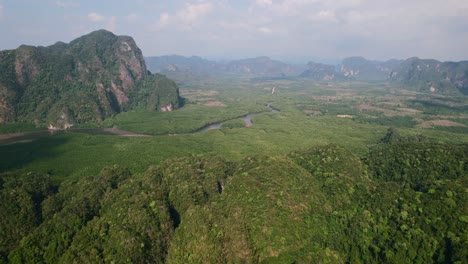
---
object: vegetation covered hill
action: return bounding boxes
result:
[299,62,337,80]
[0,30,180,128]
[1,28,467,264]
[1,141,466,263]
[145,55,219,76]
[146,55,305,77]
[222,56,304,76]
[390,57,468,95]
[339,56,402,81]
[302,56,468,95]
[146,54,468,95]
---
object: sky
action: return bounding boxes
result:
[0,0,467,63]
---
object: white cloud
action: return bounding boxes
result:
[0,4,4,18]
[88,12,105,22]
[252,0,317,16]
[126,13,138,22]
[86,12,117,32]
[256,0,273,7]
[318,10,336,21]
[56,1,78,8]
[179,2,212,21]
[106,16,117,32]
[52,0,467,61]
[152,2,213,31]
[158,13,171,28]
[218,21,249,31]
[258,26,272,34]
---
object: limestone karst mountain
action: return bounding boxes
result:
[0,29,180,128]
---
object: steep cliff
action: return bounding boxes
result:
[146,55,305,77]
[0,30,180,128]
[299,56,468,95]
[390,57,468,95]
[299,62,337,81]
[340,56,402,81]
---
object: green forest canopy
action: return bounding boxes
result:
[1,141,466,263]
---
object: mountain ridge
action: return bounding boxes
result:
[312,56,468,94]
[146,54,468,95]
[145,55,305,77]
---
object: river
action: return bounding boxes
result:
[0,103,279,146]
[194,102,278,133]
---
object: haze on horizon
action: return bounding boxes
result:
[0,0,467,63]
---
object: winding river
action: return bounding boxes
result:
[195,102,279,133]
[0,103,279,146]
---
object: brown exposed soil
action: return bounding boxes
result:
[303,110,322,116]
[0,132,27,140]
[429,99,467,108]
[119,64,135,90]
[358,104,422,117]
[203,101,226,107]
[396,108,422,114]
[110,81,129,105]
[180,89,219,96]
[311,96,339,101]
[418,120,467,128]
[428,115,468,120]
[180,89,226,106]
[194,97,217,102]
[357,104,400,116]
[378,101,400,107]
[15,49,40,86]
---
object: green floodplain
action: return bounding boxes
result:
[1,77,467,180]
[1,76,467,263]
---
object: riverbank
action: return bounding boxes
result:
[0,102,280,145]
[0,132,28,140]
[101,128,151,137]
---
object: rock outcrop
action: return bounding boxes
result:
[389,57,468,94]
[299,56,468,95]
[0,30,180,128]
[299,62,337,80]
[145,55,305,77]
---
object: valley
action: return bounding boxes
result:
[0,100,278,144]
[1,74,466,180]
[0,30,467,263]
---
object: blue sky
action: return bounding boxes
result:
[0,0,467,62]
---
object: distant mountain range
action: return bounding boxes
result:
[299,62,337,80]
[337,56,468,94]
[0,30,180,128]
[2,28,464,129]
[147,55,468,95]
[145,55,305,77]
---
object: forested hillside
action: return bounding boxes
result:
[301,56,468,95]
[146,55,305,77]
[147,54,468,95]
[0,30,180,128]
[1,2,467,264]
[390,58,468,95]
[1,140,466,263]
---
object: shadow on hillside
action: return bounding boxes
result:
[0,135,69,173]
[178,96,187,108]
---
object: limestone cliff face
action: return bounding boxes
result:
[0,30,180,128]
[389,58,468,95]
[299,56,468,95]
[339,57,403,81]
[299,62,337,81]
